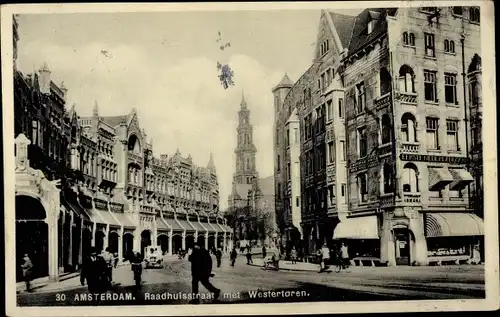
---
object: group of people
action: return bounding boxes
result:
[316,242,350,272]
[80,247,119,294]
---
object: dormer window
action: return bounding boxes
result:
[367,20,374,34]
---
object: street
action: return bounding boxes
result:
[17,255,485,306]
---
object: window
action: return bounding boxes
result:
[328,142,334,163]
[380,67,392,96]
[403,32,408,45]
[444,40,455,53]
[367,20,374,34]
[327,100,333,120]
[357,127,367,157]
[446,120,459,151]
[341,183,346,203]
[424,70,438,102]
[383,163,395,193]
[469,81,479,105]
[401,113,417,142]
[381,114,392,144]
[277,155,281,171]
[402,163,419,192]
[321,73,326,91]
[409,33,415,46]
[285,128,289,147]
[339,140,346,161]
[277,183,281,200]
[424,33,435,58]
[328,185,335,206]
[356,82,366,113]
[317,79,321,91]
[358,173,368,203]
[426,118,440,149]
[287,162,291,179]
[338,98,344,118]
[469,7,480,23]
[452,7,463,16]
[296,196,300,207]
[445,73,458,104]
[32,120,39,146]
[399,65,415,93]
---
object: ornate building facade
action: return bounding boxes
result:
[14,62,231,282]
[338,7,483,266]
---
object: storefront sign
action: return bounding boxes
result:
[399,153,468,164]
[110,202,124,213]
[93,198,108,210]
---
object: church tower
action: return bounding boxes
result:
[233,91,258,184]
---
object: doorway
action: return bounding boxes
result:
[394,228,410,265]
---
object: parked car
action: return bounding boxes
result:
[144,246,164,268]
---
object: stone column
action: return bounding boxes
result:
[91,222,96,246]
[118,226,124,263]
[223,233,227,253]
[380,212,396,266]
[104,224,110,250]
[78,218,84,265]
[214,231,218,249]
[46,187,60,282]
[182,230,186,250]
[409,213,428,266]
[205,232,209,250]
[168,229,173,255]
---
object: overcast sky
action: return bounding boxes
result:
[17,9,361,210]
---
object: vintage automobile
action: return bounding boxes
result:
[144,246,164,268]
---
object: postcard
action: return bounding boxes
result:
[2,1,498,316]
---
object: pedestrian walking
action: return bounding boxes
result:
[80,247,107,304]
[262,245,267,259]
[291,247,297,264]
[319,244,330,272]
[188,241,221,304]
[246,248,253,265]
[130,251,143,286]
[21,254,33,292]
[215,248,223,268]
[102,247,114,287]
[230,248,237,267]
[340,243,350,268]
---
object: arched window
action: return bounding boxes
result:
[402,163,419,192]
[409,33,415,46]
[444,39,449,52]
[470,7,480,23]
[379,67,392,96]
[398,65,415,93]
[401,113,417,142]
[383,163,394,193]
[403,32,409,45]
[381,114,392,144]
[450,41,455,53]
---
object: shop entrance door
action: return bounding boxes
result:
[394,229,410,266]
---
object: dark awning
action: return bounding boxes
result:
[62,199,91,222]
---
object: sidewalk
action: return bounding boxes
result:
[16,261,130,294]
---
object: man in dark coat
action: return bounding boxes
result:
[188,241,221,304]
[262,245,267,259]
[215,248,223,268]
[80,246,107,302]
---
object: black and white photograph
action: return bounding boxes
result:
[2,1,498,316]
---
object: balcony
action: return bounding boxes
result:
[128,152,143,166]
[401,141,420,153]
[396,92,418,105]
[403,192,421,204]
[374,93,391,109]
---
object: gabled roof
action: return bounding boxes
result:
[346,8,398,57]
[328,11,357,49]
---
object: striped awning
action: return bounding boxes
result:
[449,169,474,191]
[428,168,454,190]
[425,213,484,237]
[156,217,171,232]
[111,212,136,228]
[163,217,184,231]
[333,216,379,239]
[93,209,121,227]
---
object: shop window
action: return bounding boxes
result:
[445,73,458,104]
[402,163,419,192]
[446,120,460,151]
[381,114,392,145]
[424,70,438,102]
[399,65,415,93]
[401,113,417,142]
[424,33,435,58]
[358,173,368,203]
[379,67,392,96]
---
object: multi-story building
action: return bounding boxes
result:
[337,6,483,266]
[14,63,232,282]
[273,10,352,255]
